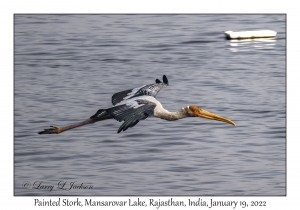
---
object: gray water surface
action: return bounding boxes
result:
[14,14,286,196]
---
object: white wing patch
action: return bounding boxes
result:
[126,100,144,109]
[115,95,158,109]
[123,85,146,100]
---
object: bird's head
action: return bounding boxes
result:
[188,105,236,126]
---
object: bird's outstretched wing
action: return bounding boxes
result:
[107,96,156,133]
[111,75,168,105]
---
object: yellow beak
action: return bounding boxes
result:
[197,109,236,126]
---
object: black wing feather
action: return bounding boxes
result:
[107,99,156,133]
[111,89,134,106]
[111,75,168,105]
[156,79,161,83]
[163,75,169,85]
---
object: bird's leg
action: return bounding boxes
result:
[38,118,97,134]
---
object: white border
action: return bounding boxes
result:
[2,1,296,209]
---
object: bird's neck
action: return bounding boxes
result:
[157,107,190,121]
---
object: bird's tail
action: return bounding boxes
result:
[38,109,112,134]
[89,109,110,120]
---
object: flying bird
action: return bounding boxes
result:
[38,75,235,134]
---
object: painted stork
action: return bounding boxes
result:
[38,75,235,134]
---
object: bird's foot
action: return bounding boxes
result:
[38,126,62,134]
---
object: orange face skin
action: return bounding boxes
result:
[188,105,236,126]
[189,105,202,117]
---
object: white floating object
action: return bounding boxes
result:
[224,30,277,39]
